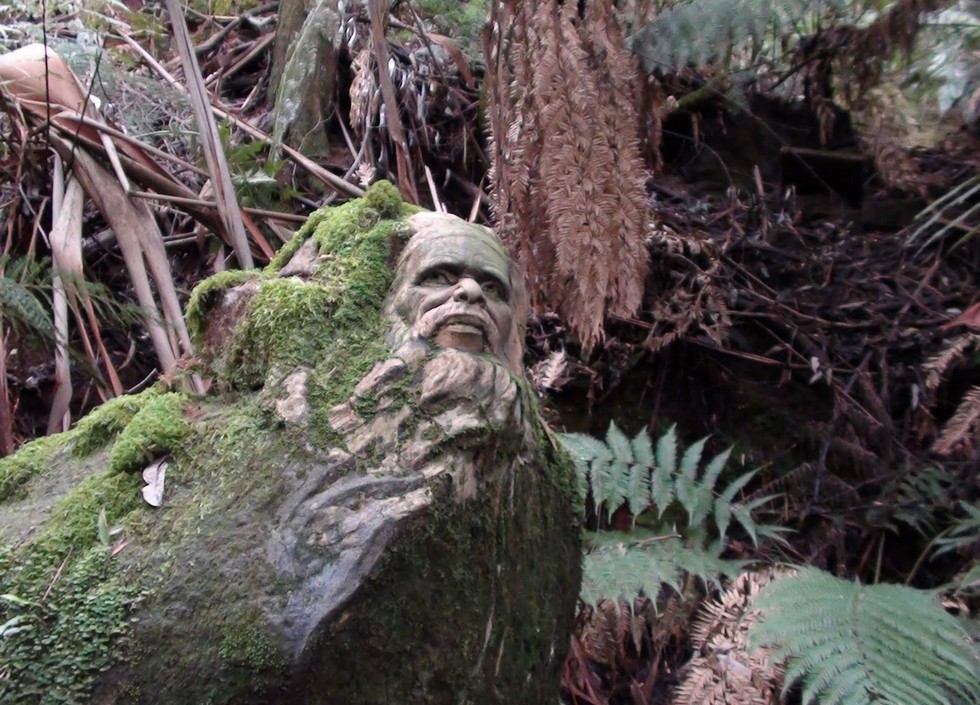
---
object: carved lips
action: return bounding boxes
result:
[415,304,497,355]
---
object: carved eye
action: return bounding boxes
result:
[419,269,452,286]
[483,280,508,301]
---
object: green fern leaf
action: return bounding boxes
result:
[0,274,54,339]
[749,568,980,705]
[558,432,611,464]
[581,530,744,604]
[715,468,757,540]
[631,428,654,469]
[605,422,633,464]
[675,436,707,517]
[679,436,707,480]
[701,446,732,492]
[626,463,651,519]
[655,424,678,475]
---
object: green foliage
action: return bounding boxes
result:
[0,259,53,341]
[866,463,956,536]
[631,0,846,74]
[933,501,980,596]
[559,422,782,605]
[0,546,144,705]
[413,0,488,56]
[749,567,980,705]
[559,423,780,546]
[581,530,743,604]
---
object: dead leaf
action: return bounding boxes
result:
[941,302,980,331]
[141,458,168,507]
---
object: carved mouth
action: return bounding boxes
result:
[433,315,488,353]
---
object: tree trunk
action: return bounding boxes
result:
[269,0,341,158]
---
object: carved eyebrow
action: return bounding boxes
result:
[414,261,511,295]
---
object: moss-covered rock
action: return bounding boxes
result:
[0,182,581,705]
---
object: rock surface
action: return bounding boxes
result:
[0,182,581,704]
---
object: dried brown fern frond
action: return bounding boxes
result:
[674,570,786,705]
[933,386,980,456]
[924,333,980,392]
[486,0,649,353]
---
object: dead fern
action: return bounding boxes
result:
[921,332,980,456]
[674,570,785,705]
[924,333,979,392]
[485,0,649,352]
[934,386,980,456]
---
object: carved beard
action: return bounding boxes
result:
[415,347,523,434]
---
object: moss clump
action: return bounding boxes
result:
[219,608,287,670]
[221,181,415,395]
[72,386,168,457]
[186,269,262,345]
[224,277,335,389]
[0,432,74,503]
[107,392,191,474]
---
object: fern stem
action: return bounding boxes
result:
[904,526,951,586]
[873,531,884,584]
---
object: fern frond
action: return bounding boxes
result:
[0,273,54,339]
[656,423,678,475]
[933,385,980,456]
[749,568,980,705]
[932,501,980,560]
[924,334,980,392]
[632,0,848,74]
[581,530,744,605]
[678,570,785,705]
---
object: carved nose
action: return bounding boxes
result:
[452,278,485,303]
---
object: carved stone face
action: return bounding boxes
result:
[386,213,526,372]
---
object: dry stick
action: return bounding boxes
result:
[56,138,179,376]
[128,190,307,222]
[423,165,445,212]
[115,27,364,199]
[57,112,208,177]
[368,0,419,203]
[164,0,253,269]
[48,120,225,236]
[206,33,275,87]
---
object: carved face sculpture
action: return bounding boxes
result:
[386,213,526,372]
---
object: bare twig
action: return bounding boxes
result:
[368,0,419,203]
[164,0,254,268]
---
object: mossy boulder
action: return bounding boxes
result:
[0,182,581,704]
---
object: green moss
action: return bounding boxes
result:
[30,468,145,560]
[72,386,167,457]
[219,608,286,670]
[0,432,74,503]
[222,182,414,395]
[108,392,192,474]
[0,546,145,704]
[0,454,149,703]
[185,269,261,345]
